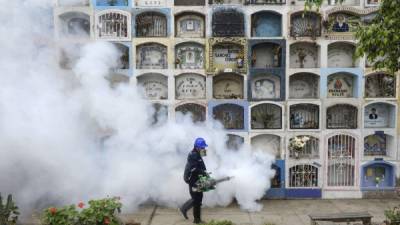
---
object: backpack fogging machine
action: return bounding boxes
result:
[195,173,234,192]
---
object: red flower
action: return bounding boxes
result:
[49,207,57,215]
[104,217,110,224]
[78,202,85,208]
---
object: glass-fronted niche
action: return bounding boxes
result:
[289,73,319,99]
[361,161,395,189]
[251,134,281,159]
[136,43,167,69]
[212,103,244,129]
[365,73,396,98]
[327,104,357,129]
[290,42,320,68]
[175,0,205,5]
[212,8,245,37]
[213,73,244,99]
[175,42,204,69]
[105,73,129,88]
[325,11,360,33]
[328,42,356,68]
[251,103,282,129]
[289,164,318,187]
[175,103,206,123]
[175,73,206,100]
[136,73,168,100]
[175,13,205,38]
[136,12,167,37]
[327,134,355,187]
[226,134,244,150]
[250,74,281,100]
[96,0,129,6]
[289,135,319,159]
[327,72,357,98]
[289,104,319,129]
[96,10,130,40]
[251,42,282,68]
[58,12,90,38]
[290,11,321,38]
[251,11,282,37]
[364,132,395,157]
[364,102,396,128]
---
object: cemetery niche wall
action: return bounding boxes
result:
[135,11,168,37]
[95,10,130,41]
[175,73,206,100]
[136,73,168,100]
[212,103,245,130]
[213,73,244,99]
[58,11,90,38]
[328,42,356,68]
[326,104,358,129]
[212,8,245,37]
[289,73,319,99]
[327,72,357,98]
[175,42,204,69]
[364,102,396,128]
[175,12,205,38]
[251,103,282,130]
[251,11,282,37]
[208,38,247,74]
[290,11,321,39]
[136,43,168,69]
[365,73,396,98]
[175,103,206,123]
[289,104,319,129]
[289,42,320,68]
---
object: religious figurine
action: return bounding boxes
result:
[332,14,349,32]
[236,53,244,68]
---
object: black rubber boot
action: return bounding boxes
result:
[180,199,193,220]
[193,205,204,224]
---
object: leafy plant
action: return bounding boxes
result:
[0,194,19,225]
[385,206,400,225]
[41,197,122,225]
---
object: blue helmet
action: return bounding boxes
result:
[194,137,208,149]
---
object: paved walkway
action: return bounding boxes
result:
[121,199,399,225]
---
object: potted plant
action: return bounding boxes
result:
[289,136,310,159]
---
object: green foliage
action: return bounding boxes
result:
[202,220,235,225]
[41,197,122,225]
[0,194,19,225]
[355,0,400,74]
[385,206,400,224]
[263,223,277,225]
[304,0,345,11]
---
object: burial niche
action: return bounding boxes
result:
[251,42,282,68]
[364,103,396,128]
[289,42,320,68]
[327,104,357,129]
[213,104,244,130]
[212,9,244,37]
[136,43,167,69]
[251,103,282,129]
[175,13,205,38]
[136,73,168,100]
[175,73,206,100]
[289,73,319,99]
[365,73,396,98]
[289,104,319,129]
[290,12,321,38]
[59,12,90,37]
[213,73,244,99]
[175,42,204,69]
[176,103,206,123]
[327,73,356,98]
[136,12,167,37]
[328,42,356,68]
[251,74,281,100]
[251,11,282,37]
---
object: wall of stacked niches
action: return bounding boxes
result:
[55,0,400,196]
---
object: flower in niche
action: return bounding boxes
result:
[49,207,57,215]
[104,217,110,224]
[78,202,85,208]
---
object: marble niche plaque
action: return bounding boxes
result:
[327,73,354,98]
[289,73,319,99]
[137,73,168,100]
[175,43,204,69]
[176,14,204,38]
[213,43,243,71]
[136,43,167,69]
[328,43,355,68]
[290,43,319,68]
[213,104,244,130]
[213,73,243,99]
[176,103,206,122]
[251,75,280,100]
[175,73,206,100]
[364,103,392,128]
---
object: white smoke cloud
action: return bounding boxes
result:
[0,0,275,216]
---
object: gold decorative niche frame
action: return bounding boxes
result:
[207,37,248,75]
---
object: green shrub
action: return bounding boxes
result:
[203,220,234,225]
[385,206,400,225]
[41,197,122,225]
[0,194,19,225]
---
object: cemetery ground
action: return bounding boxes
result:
[24,199,400,225]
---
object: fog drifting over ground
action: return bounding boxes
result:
[0,0,275,215]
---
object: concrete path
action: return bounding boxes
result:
[121,199,400,225]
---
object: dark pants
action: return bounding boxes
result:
[181,185,203,222]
